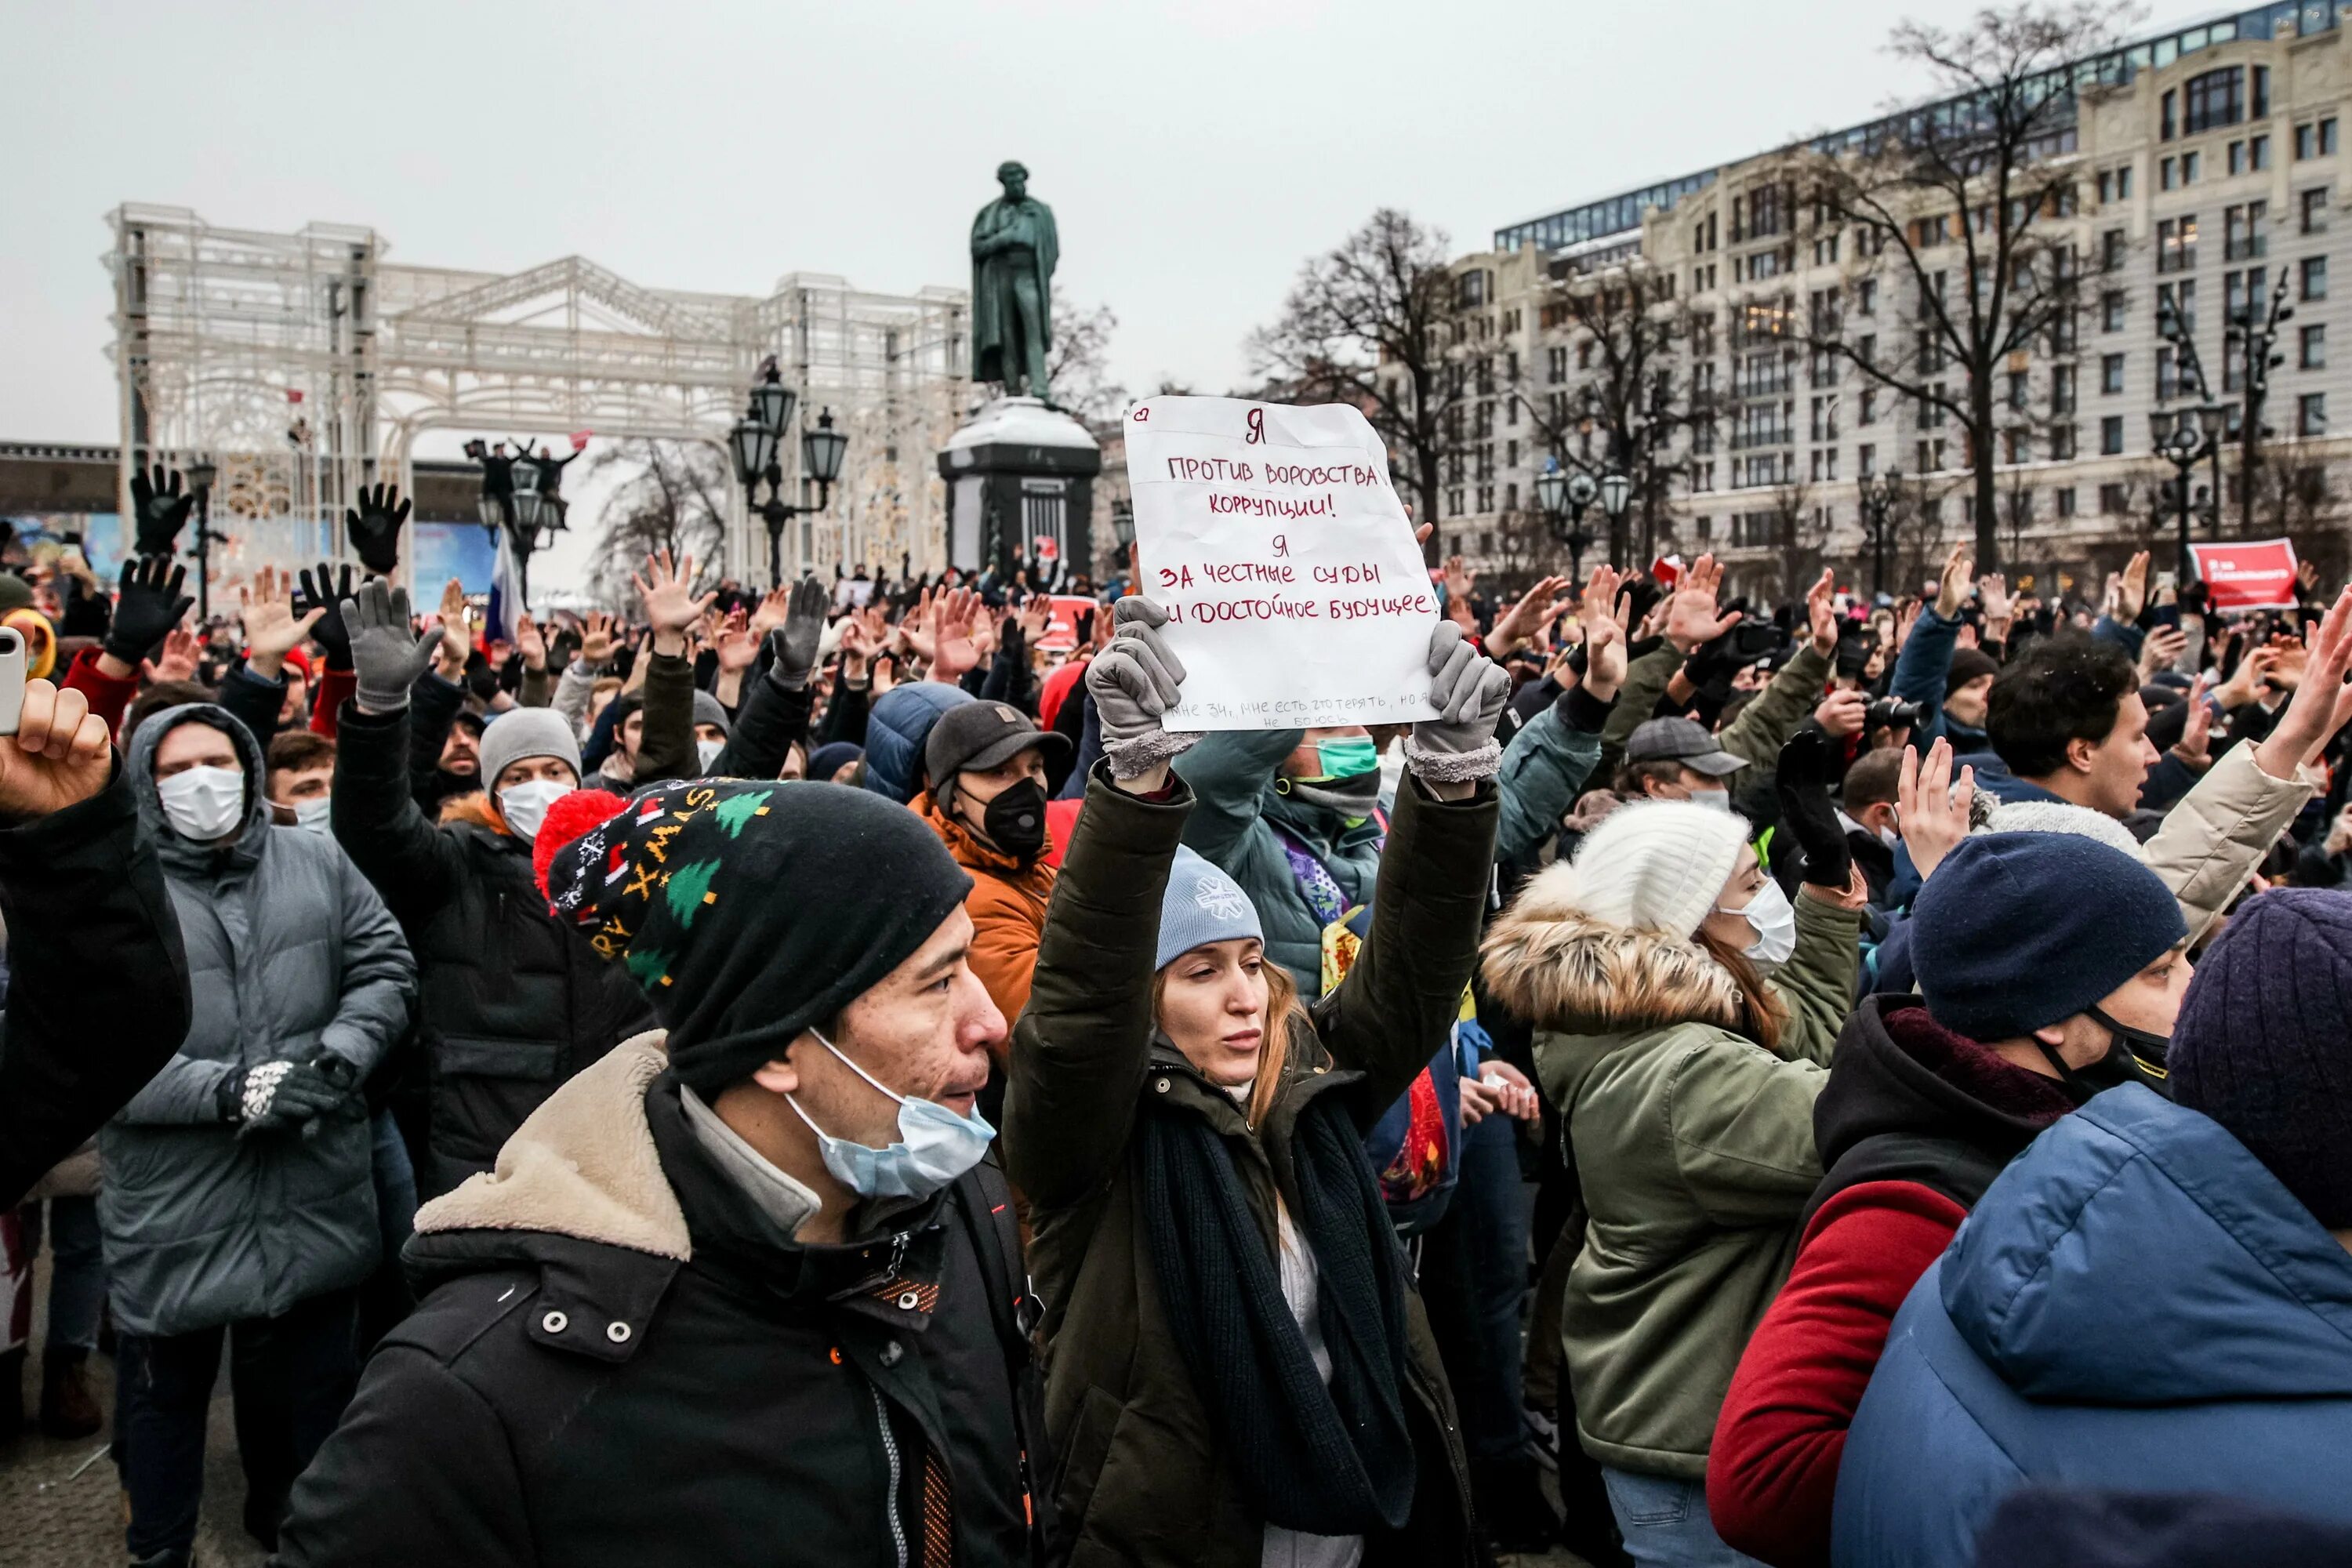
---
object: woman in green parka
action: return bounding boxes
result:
[1478,730,1866,1567]
[1004,598,1505,1568]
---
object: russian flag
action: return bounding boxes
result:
[487,526,524,645]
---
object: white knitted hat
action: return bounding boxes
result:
[1568,799,1752,937]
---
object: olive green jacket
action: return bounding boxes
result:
[1004,765,1497,1567]
[1601,641,1834,781]
[1480,862,1861,1479]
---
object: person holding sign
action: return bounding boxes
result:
[1003,594,1503,1566]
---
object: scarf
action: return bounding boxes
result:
[1137,1087,1417,1536]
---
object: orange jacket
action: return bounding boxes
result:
[916,793,1056,1047]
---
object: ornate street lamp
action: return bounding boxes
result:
[183,456,219,620]
[2151,406,2223,585]
[1537,460,1599,590]
[1860,466,1905,597]
[735,358,847,588]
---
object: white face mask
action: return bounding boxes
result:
[1687,786,1733,813]
[1719,877,1798,967]
[696,737,726,773]
[156,765,245,841]
[293,796,334,835]
[498,779,572,843]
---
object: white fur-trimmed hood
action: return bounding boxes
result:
[1480,860,1743,1036]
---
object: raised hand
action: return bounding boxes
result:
[515,612,548,673]
[1664,552,1742,653]
[1898,736,1976,883]
[632,549,718,657]
[129,465,194,556]
[713,608,760,676]
[344,481,412,576]
[1813,688,1870,738]
[2138,624,2189,682]
[1087,596,1193,784]
[436,579,470,677]
[1775,728,1855,891]
[1806,567,1839,655]
[1934,543,1974,621]
[339,578,441,715]
[0,681,111,818]
[768,575,830,690]
[579,608,616,667]
[1016,593,1054,644]
[295,563,358,671]
[1978,572,2013,633]
[928,586,982,684]
[2172,673,2215,770]
[750,584,794,641]
[1487,575,1570,661]
[104,554,195,670]
[1408,620,1512,793]
[1577,565,1630,702]
[2116,550,2151,625]
[238,564,325,679]
[143,627,201,685]
[2258,586,2352,774]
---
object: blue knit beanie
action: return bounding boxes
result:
[1913,831,2185,1040]
[2170,888,2352,1229]
[1156,846,1263,971]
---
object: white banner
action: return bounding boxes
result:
[1123,396,1439,731]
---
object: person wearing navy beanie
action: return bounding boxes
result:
[1712,829,2190,1566]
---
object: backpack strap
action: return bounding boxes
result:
[953,1156,1056,1564]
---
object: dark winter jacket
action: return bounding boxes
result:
[1004,767,1494,1568]
[106,704,416,1337]
[274,1035,1043,1568]
[1707,997,2074,1567]
[1833,1085,2352,1568]
[331,700,653,1196]
[0,763,192,1209]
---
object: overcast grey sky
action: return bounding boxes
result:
[4,0,2219,445]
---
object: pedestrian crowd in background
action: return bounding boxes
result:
[4,466,2352,1568]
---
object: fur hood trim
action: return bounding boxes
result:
[1480,859,1743,1036]
[413,1030,690,1261]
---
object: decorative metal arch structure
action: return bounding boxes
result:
[108,202,970,588]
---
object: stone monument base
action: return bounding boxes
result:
[938,396,1102,578]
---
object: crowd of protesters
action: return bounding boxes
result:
[3,463,2352,1568]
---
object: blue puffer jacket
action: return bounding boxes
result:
[1832,1084,2352,1568]
[862,682,973,803]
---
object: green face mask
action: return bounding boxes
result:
[1314,737,1381,780]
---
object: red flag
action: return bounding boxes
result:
[285,388,305,405]
[569,430,592,452]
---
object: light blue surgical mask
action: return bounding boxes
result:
[1719,877,1797,967]
[293,796,333,835]
[783,1028,995,1200]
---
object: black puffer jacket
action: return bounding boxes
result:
[274,1038,1044,1568]
[331,700,652,1196]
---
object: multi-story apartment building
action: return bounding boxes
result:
[1433,4,2352,599]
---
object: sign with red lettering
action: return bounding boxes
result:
[1124,396,1441,730]
[2189,537,2299,611]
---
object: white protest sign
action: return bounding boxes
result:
[1123,395,1440,731]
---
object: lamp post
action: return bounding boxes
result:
[2224,267,2293,535]
[1534,461,1599,590]
[1859,466,1905,597]
[2151,405,2226,585]
[1109,500,1134,581]
[476,451,566,606]
[183,455,218,621]
[1598,470,1632,570]
[731,358,848,587]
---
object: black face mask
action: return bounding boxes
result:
[2038,1007,2172,1105]
[975,777,1048,862]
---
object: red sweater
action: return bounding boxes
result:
[1705,1178,1968,1568]
[60,645,139,739]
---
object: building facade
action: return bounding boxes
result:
[1435,4,2352,599]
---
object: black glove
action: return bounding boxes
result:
[1774,727,1853,891]
[129,465,194,556]
[225,1058,350,1134]
[344,481,412,577]
[296,563,358,671]
[103,555,194,666]
[1682,631,1740,702]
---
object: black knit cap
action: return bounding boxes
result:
[545,779,972,1094]
[2171,888,2352,1229]
[1946,647,2001,699]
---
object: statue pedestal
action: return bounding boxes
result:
[938,396,1102,578]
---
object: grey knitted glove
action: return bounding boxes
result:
[1405,621,1509,784]
[228,1058,347,1134]
[1085,597,1198,779]
[768,575,832,691]
[339,579,441,714]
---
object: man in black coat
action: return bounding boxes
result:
[275,779,1048,1568]
[0,678,192,1207]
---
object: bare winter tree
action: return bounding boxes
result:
[1763,478,1827,602]
[1047,300,1128,423]
[1515,260,1720,565]
[582,439,732,604]
[1795,1,2134,568]
[1248,209,1464,562]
